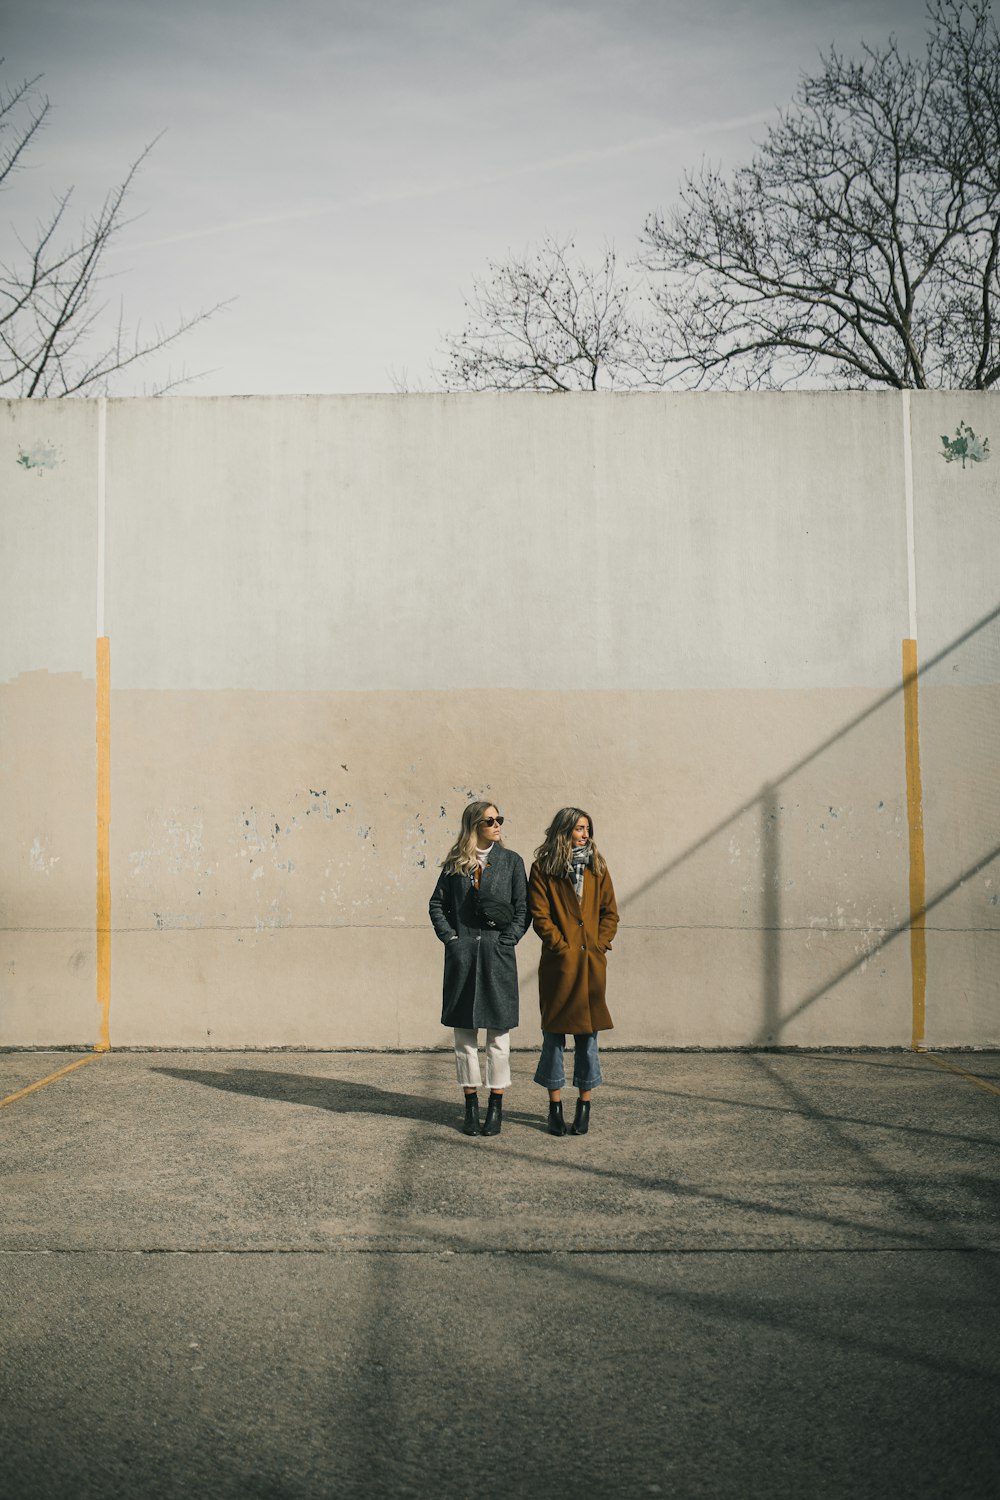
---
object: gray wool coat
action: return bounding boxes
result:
[428,844,529,1030]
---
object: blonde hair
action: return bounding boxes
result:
[534,806,607,879]
[441,800,504,876]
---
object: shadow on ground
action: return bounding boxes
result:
[152,1066,544,1130]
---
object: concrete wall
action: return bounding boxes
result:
[2,392,997,1049]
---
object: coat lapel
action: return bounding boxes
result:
[564,866,584,919]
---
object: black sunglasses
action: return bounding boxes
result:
[479,815,504,827]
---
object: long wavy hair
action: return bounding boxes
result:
[441,800,504,876]
[534,806,607,879]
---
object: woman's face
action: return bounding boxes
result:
[571,815,591,847]
[477,806,504,845]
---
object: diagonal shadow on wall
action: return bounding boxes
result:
[524,601,1000,1046]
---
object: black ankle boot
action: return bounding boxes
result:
[462,1093,480,1135]
[547,1100,567,1136]
[481,1092,503,1136]
[570,1099,591,1135]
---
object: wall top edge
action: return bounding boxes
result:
[4,389,1000,408]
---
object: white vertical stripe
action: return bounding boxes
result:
[902,389,917,640]
[96,396,107,638]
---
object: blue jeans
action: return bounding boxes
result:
[533,1031,603,1092]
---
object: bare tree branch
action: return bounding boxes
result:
[0,69,48,185]
[640,0,1000,390]
[0,66,226,397]
[439,236,646,392]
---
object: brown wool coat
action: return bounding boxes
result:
[528,859,620,1035]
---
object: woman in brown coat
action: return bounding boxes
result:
[528,807,619,1136]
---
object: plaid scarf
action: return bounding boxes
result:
[568,843,592,900]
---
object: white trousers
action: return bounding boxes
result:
[453,1028,511,1091]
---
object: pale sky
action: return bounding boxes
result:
[2,0,931,394]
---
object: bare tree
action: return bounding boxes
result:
[440,236,643,392]
[0,68,222,397]
[641,0,1000,390]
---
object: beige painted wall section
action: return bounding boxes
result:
[1,401,99,1046]
[0,672,97,1045]
[2,392,997,1048]
[107,686,912,1047]
[909,393,1000,1047]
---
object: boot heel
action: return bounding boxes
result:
[481,1092,504,1136]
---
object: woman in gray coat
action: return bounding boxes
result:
[429,800,529,1136]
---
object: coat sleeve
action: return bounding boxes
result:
[428,874,458,943]
[597,867,620,951]
[528,863,567,953]
[504,853,530,944]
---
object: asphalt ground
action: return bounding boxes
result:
[2,1048,999,1499]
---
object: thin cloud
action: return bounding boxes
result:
[114,107,777,254]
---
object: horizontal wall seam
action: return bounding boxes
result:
[2,923,998,936]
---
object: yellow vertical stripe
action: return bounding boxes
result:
[96,635,111,1052]
[902,638,927,1050]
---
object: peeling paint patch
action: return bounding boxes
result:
[29,836,60,874]
[254,902,291,931]
[16,440,62,473]
[306,788,333,820]
[403,811,431,871]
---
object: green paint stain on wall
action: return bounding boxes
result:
[15,441,62,473]
[940,422,991,468]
